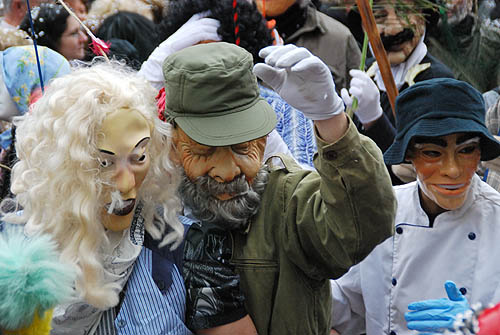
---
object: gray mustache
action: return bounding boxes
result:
[178,167,269,230]
[195,174,250,198]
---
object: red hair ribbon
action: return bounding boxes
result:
[156,87,166,122]
[232,0,240,45]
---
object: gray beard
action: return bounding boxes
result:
[178,166,269,230]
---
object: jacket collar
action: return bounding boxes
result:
[281,2,326,42]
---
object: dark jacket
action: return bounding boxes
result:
[272,1,361,92]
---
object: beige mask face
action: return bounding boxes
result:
[97,108,152,231]
[407,133,481,215]
[373,0,426,65]
[173,127,266,201]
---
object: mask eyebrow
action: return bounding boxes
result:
[135,137,150,149]
[189,140,213,150]
[98,137,150,156]
[457,135,480,145]
[413,137,447,148]
[99,149,115,155]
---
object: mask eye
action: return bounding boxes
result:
[459,145,478,154]
[137,154,146,162]
[232,143,250,155]
[98,157,113,168]
[421,150,441,158]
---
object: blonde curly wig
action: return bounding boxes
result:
[6,61,183,309]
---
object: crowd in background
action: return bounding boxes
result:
[1,0,499,188]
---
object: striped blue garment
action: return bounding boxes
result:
[97,309,116,335]
[115,247,192,335]
[259,85,317,169]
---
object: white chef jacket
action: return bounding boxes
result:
[331,174,500,335]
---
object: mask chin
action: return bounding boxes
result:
[416,176,470,212]
[0,79,20,122]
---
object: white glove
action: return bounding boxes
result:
[341,69,383,124]
[138,12,222,89]
[253,44,344,120]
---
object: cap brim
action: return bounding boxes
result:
[384,117,500,165]
[175,98,277,146]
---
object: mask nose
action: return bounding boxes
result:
[115,165,136,196]
[381,8,405,36]
[208,149,241,183]
[441,154,461,179]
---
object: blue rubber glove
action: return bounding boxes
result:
[405,281,471,332]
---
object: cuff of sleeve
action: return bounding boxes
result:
[138,61,165,91]
[356,105,383,124]
[314,116,363,168]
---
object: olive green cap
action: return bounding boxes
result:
[162,42,276,146]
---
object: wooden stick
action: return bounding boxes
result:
[356,0,398,118]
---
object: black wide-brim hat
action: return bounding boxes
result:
[384,78,500,165]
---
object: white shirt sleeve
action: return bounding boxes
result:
[330,264,367,334]
[263,129,314,170]
[138,45,169,91]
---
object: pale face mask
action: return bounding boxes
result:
[97,108,152,232]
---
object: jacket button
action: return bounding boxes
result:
[323,150,337,160]
[392,278,397,286]
[156,280,165,290]
[468,232,476,240]
[117,319,126,328]
[460,287,467,295]
[396,227,403,234]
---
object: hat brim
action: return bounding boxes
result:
[175,98,277,146]
[384,117,500,165]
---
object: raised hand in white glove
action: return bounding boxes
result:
[341,69,383,124]
[139,12,222,89]
[253,44,344,120]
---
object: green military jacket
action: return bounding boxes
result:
[231,120,396,334]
